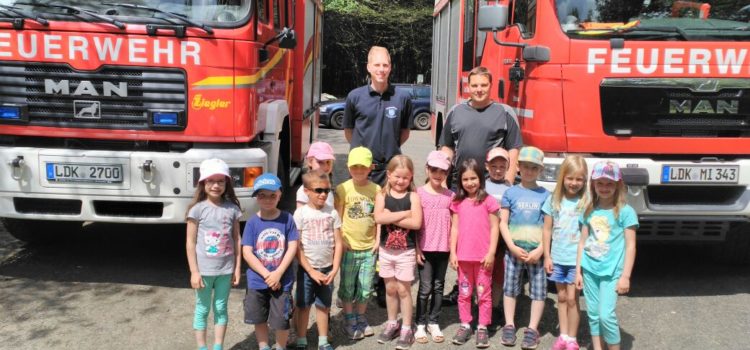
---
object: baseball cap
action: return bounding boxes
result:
[252,172,282,196]
[199,158,230,182]
[306,141,335,161]
[591,161,622,182]
[518,146,544,166]
[486,147,510,162]
[426,150,451,170]
[347,147,373,167]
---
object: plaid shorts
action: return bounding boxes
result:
[337,249,376,303]
[503,251,547,301]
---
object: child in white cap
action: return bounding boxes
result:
[186,158,243,350]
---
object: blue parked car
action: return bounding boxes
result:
[319,84,431,130]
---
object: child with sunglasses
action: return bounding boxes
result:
[292,171,343,350]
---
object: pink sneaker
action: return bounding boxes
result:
[551,336,567,350]
[565,340,580,350]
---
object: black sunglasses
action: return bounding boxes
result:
[308,187,332,194]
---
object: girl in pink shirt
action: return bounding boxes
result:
[414,151,454,344]
[449,158,500,348]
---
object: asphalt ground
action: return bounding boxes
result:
[1,128,749,349]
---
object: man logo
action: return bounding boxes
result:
[45,79,128,97]
[668,99,739,115]
[74,101,101,119]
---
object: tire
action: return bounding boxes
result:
[1,218,81,244]
[329,111,345,130]
[712,222,750,264]
[412,112,431,130]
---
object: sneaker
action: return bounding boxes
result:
[475,328,489,348]
[346,321,364,340]
[358,318,375,337]
[565,340,580,350]
[294,343,307,350]
[499,325,516,346]
[551,336,567,350]
[414,325,429,344]
[395,328,415,350]
[452,325,472,345]
[377,321,400,344]
[318,344,333,350]
[520,328,540,350]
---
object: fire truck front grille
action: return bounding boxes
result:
[600,78,750,137]
[93,201,164,218]
[14,197,82,215]
[0,62,186,130]
[637,219,731,241]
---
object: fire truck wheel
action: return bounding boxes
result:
[1,218,81,244]
[329,111,344,130]
[711,222,750,265]
[413,112,431,130]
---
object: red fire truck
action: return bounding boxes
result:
[432,0,750,263]
[0,0,323,241]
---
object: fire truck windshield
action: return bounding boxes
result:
[10,0,251,28]
[556,0,750,41]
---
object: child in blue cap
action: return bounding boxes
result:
[242,173,299,350]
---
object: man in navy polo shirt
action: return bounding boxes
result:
[344,46,412,185]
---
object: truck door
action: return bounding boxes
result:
[502,0,537,123]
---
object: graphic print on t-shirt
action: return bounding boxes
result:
[255,227,286,270]
[205,231,221,256]
[347,197,375,219]
[384,224,409,250]
[585,215,611,259]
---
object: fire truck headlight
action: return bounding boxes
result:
[539,164,559,182]
[241,167,264,188]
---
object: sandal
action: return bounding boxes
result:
[427,324,445,343]
[415,326,429,344]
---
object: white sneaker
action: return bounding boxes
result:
[427,323,445,343]
[414,325,428,344]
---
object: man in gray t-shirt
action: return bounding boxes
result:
[439,67,522,185]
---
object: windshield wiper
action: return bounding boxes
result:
[572,25,690,40]
[620,25,691,40]
[17,2,125,29]
[0,4,48,27]
[103,3,213,35]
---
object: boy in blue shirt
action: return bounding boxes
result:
[498,146,550,350]
[242,173,299,350]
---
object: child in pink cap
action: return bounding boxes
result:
[414,150,454,344]
[297,141,336,208]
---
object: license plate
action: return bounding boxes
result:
[46,163,124,184]
[661,165,739,184]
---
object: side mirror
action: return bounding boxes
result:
[522,45,550,62]
[478,5,508,32]
[278,27,297,49]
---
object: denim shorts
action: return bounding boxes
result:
[296,265,334,308]
[548,263,576,284]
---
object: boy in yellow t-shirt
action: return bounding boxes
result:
[335,146,380,340]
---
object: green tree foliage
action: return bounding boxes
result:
[322,0,433,96]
